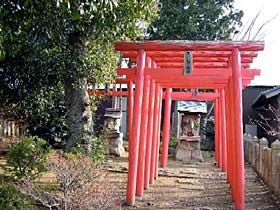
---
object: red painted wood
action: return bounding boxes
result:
[144,79,156,189]
[224,85,231,183]
[221,89,227,172]
[152,60,157,68]
[218,97,223,168]
[154,56,238,63]
[241,63,250,69]
[154,57,184,62]
[154,86,163,179]
[228,80,238,202]
[87,40,264,207]
[128,81,134,144]
[228,78,237,202]
[88,90,129,96]
[136,76,151,196]
[115,40,264,52]
[115,78,134,84]
[122,50,258,59]
[117,68,261,81]
[126,49,146,205]
[111,40,264,207]
[158,62,228,68]
[216,96,222,167]
[113,78,255,90]
[162,91,219,101]
[92,89,231,98]
[152,59,253,66]
[160,83,226,89]
[194,57,229,62]
[145,56,152,67]
[161,88,172,168]
[245,69,261,76]
[155,79,228,85]
[91,89,220,101]
[241,57,254,63]
[150,84,161,184]
[214,96,219,163]
[232,48,245,210]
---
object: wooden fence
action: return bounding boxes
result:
[244,134,280,196]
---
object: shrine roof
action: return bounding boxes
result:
[252,86,280,107]
[177,101,207,113]
[115,40,264,52]
[115,40,264,70]
[112,40,265,89]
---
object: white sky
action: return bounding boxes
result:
[234,0,280,85]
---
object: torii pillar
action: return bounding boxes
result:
[161,88,172,167]
[126,49,145,205]
[231,48,245,210]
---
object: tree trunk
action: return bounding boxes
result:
[64,76,93,153]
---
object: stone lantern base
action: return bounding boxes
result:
[175,136,203,162]
[107,131,125,156]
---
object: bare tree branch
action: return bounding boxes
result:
[233,9,277,41]
[19,152,122,210]
[250,103,280,139]
[252,14,278,40]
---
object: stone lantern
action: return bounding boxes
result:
[175,101,206,161]
[104,107,125,157]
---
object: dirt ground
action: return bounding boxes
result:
[1,153,279,210]
[103,153,280,210]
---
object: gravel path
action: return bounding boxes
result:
[104,155,280,210]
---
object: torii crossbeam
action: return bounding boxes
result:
[90,40,264,210]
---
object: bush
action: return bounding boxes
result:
[7,136,51,180]
[20,151,121,210]
[91,135,107,162]
[201,118,215,151]
[169,136,179,148]
[25,84,68,149]
[0,183,31,210]
[70,135,107,163]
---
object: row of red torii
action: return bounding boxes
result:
[90,40,264,210]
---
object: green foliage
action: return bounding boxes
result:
[169,136,179,148]
[26,83,67,147]
[70,135,106,163]
[0,0,159,149]
[91,135,107,162]
[204,118,215,139]
[0,0,159,85]
[0,183,31,210]
[147,0,243,40]
[7,136,51,180]
[201,118,215,151]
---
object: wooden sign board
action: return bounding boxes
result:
[184,51,192,74]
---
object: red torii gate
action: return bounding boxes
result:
[90,40,264,210]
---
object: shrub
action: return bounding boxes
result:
[7,136,51,180]
[169,136,179,148]
[20,151,121,210]
[0,183,31,210]
[91,135,107,162]
[69,135,107,163]
[201,118,215,151]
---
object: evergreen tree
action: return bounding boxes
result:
[0,0,158,151]
[147,0,243,40]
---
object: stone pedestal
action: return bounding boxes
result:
[175,136,203,161]
[104,108,125,157]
